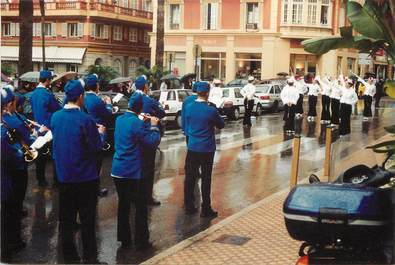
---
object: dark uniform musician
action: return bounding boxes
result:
[1,87,32,259]
[111,92,161,249]
[30,70,61,187]
[84,74,112,197]
[183,82,225,217]
[134,76,166,206]
[51,80,105,264]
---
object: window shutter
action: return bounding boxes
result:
[174,5,180,24]
[10,23,16,36]
[77,23,83,37]
[203,3,208,29]
[254,4,259,24]
[90,23,95,37]
[15,23,20,36]
[169,5,173,26]
[51,22,56,36]
[61,23,67,37]
[37,23,42,36]
[211,3,218,29]
[103,25,109,39]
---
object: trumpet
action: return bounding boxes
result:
[4,125,39,163]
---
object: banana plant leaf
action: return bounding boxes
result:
[384,125,395,134]
[347,1,386,40]
[367,140,395,149]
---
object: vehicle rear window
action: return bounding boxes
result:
[178,90,188,102]
[222,89,229,97]
[167,91,176,101]
[234,88,243,98]
[255,85,270,93]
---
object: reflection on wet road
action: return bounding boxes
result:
[14,101,395,264]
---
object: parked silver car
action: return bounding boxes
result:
[254,84,284,114]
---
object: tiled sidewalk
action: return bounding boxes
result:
[142,136,390,265]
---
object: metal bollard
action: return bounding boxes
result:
[290,135,301,189]
[323,126,333,181]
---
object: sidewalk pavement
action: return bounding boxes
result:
[142,135,390,265]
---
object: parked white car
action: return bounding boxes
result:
[254,83,284,114]
[151,89,193,128]
[220,87,258,120]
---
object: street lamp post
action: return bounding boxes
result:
[39,0,46,70]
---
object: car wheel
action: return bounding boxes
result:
[176,113,182,128]
[255,104,262,116]
[271,100,279,112]
[233,108,240,120]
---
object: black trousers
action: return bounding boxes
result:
[296,94,304,114]
[330,98,340,124]
[243,98,254,126]
[283,104,296,131]
[339,103,352,135]
[363,95,373,117]
[1,197,13,260]
[113,178,148,245]
[184,150,215,210]
[374,95,381,108]
[8,168,28,244]
[142,147,157,200]
[321,95,331,121]
[308,95,317,117]
[35,144,58,184]
[58,179,98,263]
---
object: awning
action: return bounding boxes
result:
[1,46,86,64]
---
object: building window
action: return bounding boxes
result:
[200,52,226,80]
[113,25,122,41]
[246,3,259,30]
[169,4,180,30]
[203,3,218,30]
[235,53,261,79]
[68,23,79,37]
[113,59,122,75]
[283,0,288,23]
[320,0,330,25]
[91,24,109,39]
[130,0,137,9]
[291,0,303,24]
[143,30,149,44]
[67,64,79,72]
[118,0,128,8]
[129,28,138,42]
[307,0,317,25]
[95,58,103,66]
[2,23,11,36]
[143,0,152,11]
[128,59,138,77]
[347,58,355,73]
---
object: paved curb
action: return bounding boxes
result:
[142,133,389,265]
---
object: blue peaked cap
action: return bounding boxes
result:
[128,92,143,113]
[85,74,98,88]
[64,80,84,102]
[135,75,147,90]
[39,70,53,80]
[196,82,210,92]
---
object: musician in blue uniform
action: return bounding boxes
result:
[181,81,199,141]
[1,122,14,261]
[134,76,166,206]
[84,74,112,197]
[1,87,34,253]
[183,82,225,217]
[30,70,61,187]
[51,80,105,264]
[111,93,161,250]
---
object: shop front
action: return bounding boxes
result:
[290,54,317,76]
[235,53,262,79]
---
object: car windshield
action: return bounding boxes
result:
[222,89,229,98]
[151,91,161,101]
[255,85,270,93]
[226,79,247,87]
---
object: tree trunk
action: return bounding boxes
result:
[155,0,164,69]
[18,0,33,75]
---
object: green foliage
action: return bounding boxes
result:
[85,65,119,82]
[1,64,15,76]
[136,65,170,90]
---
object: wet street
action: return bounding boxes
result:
[13,99,395,264]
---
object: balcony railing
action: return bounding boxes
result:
[1,1,152,20]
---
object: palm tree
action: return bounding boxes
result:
[18,0,33,75]
[155,0,164,69]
